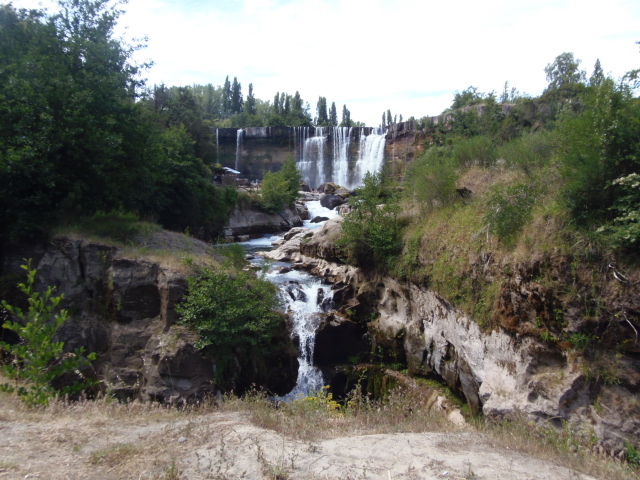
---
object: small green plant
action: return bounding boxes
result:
[626,442,640,467]
[484,183,536,244]
[0,261,96,406]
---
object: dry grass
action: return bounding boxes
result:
[0,376,637,480]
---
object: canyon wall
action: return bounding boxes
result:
[265,219,640,456]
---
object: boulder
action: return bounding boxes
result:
[320,194,345,210]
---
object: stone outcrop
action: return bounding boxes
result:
[224,204,303,240]
[263,220,640,455]
[1,234,298,403]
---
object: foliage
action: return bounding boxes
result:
[259,158,301,214]
[556,75,640,240]
[403,146,460,212]
[176,267,283,369]
[1,261,96,406]
[338,172,404,270]
[544,52,586,91]
[597,173,640,250]
[484,183,536,244]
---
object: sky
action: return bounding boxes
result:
[10,0,640,126]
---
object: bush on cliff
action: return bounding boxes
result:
[338,171,404,271]
[259,158,301,214]
[176,267,284,386]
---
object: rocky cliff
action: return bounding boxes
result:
[1,233,298,403]
[264,219,640,456]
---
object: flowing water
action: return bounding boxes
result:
[296,127,386,190]
[235,128,244,171]
[239,200,339,399]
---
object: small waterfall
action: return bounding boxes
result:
[353,127,386,186]
[235,128,244,171]
[297,127,328,189]
[332,127,351,188]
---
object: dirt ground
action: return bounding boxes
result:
[0,398,604,480]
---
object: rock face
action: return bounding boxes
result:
[263,220,640,455]
[224,205,303,239]
[1,235,298,403]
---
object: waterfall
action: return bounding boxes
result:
[272,271,326,399]
[296,127,386,190]
[353,127,386,186]
[235,128,244,171]
[297,127,328,189]
[331,127,351,188]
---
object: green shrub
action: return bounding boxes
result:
[484,183,536,244]
[1,261,96,406]
[452,135,496,167]
[597,173,640,251]
[176,267,284,382]
[259,158,301,214]
[496,131,555,174]
[338,172,404,271]
[76,210,159,242]
[404,147,460,212]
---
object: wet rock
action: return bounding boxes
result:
[311,216,330,223]
[320,194,345,210]
[314,313,368,365]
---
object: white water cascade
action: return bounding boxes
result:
[354,127,387,185]
[331,127,352,188]
[235,128,244,171]
[296,127,329,188]
[296,127,386,190]
[270,270,326,399]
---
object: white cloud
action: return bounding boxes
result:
[10,0,640,125]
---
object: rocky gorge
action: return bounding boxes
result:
[263,214,640,457]
[1,187,638,460]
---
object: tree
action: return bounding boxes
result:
[451,86,483,109]
[231,77,243,114]
[589,59,605,87]
[544,52,586,91]
[316,96,329,126]
[340,105,351,127]
[222,75,232,114]
[259,158,301,213]
[273,91,280,115]
[329,102,338,126]
[0,1,151,242]
[245,83,257,115]
[338,171,404,271]
[1,261,96,405]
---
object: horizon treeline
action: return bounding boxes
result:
[152,78,363,130]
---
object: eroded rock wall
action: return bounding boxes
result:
[1,236,298,403]
[264,220,640,455]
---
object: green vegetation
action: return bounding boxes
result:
[338,171,404,271]
[0,1,237,243]
[176,267,284,385]
[1,262,96,406]
[258,158,302,214]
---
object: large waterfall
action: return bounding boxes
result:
[296,127,386,190]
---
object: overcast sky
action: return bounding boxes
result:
[10,0,640,126]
